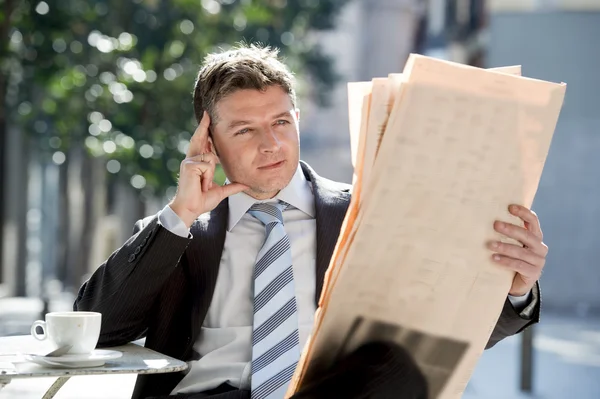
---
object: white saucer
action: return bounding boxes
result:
[25,349,123,368]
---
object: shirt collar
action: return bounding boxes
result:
[227,165,315,231]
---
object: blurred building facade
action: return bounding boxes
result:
[300,0,426,183]
[485,0,600,315]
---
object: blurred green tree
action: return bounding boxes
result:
[2,0,350,293]
[3,0,349,198]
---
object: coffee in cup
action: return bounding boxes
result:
[31,311,102,355]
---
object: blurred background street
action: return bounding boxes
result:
[2,0,600,397]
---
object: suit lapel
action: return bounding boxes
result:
[184,163,350,334]
[186,199,229,340]
[300,162,351,304]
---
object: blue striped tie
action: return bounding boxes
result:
[248,201,300,399]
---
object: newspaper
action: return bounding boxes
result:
[287,55,566,398]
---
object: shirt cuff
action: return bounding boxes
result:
[158,205,191,238]
[507,285,539,319]
[507,290,531,312]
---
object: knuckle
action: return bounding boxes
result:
[203,161,214,171]
[510,258,523,270]
[497,242,513,256]
[511,246,525,259]
[525,230,537,243]
[530,210,538,219]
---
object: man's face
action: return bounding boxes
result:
[210,85,300,200]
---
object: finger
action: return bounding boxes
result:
[186,152,218,165]
[181,160,212,177]
[508,204,543,239]
[493,221,548,257]
[216,182,249,200]
[491,254,542,280]
[486,240,545,268]
[187,111,211,157]
[202,164,215,193]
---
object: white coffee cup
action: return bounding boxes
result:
[31,311,102,355]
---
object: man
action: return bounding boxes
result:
[75,44,545,399]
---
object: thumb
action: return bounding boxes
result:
[218,182,249,199]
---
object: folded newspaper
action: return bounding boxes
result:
[286,54,566,398]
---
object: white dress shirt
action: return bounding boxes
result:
[158,165,532,395]
[170,166,317,394]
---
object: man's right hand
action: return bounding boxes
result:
[169,111,248,228]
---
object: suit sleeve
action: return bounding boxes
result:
[485,282,541,349]
[73,215,192,347]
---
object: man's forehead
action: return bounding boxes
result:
[214,89,294,123]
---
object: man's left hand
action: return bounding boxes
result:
[488,204,548,297]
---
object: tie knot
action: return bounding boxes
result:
[248,201,287,226]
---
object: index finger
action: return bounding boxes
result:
[509,204,542,238]
[187,111,210,157]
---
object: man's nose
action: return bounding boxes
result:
[259,129,281,153]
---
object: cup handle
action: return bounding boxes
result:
[31,320,47,341]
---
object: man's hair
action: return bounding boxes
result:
[193,43,296,125]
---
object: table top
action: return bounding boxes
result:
[0,335,187,380]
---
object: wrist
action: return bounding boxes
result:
[168,202,197,228]
[508,288,530,298]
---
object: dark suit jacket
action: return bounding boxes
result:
[74,161,540,399]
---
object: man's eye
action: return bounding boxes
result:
[236,128,249,135]
[275,120,289,125]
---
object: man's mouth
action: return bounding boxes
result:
[258,160,285,170]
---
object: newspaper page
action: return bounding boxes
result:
[348,81,373,170]
[287,55,566,398]
[350,65,525,289]
[320,85,372,304]
[362,77,394,186]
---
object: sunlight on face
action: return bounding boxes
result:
[210,86,300,200]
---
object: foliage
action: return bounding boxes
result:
[3,0,350,196]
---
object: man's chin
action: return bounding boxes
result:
[248,186,283,199]
[249,180,292,199]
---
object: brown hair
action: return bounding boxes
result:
[193,43,296,125]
